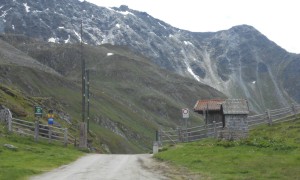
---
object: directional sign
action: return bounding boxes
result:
[182,108,189,119]
[34,106,43,117]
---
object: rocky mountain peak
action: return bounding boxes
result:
[0,0,299,112]
[229,24,258,33]
[117,5,130,11]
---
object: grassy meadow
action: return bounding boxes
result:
[0,125,84,180]
[155,117,300,179]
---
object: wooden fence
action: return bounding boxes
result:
[159,104,300,146]
[1,108,75,146]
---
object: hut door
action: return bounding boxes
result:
[222,114,225,128]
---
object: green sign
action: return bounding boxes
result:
[34,106,43,117]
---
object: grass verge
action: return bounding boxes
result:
[154,118,300,180]
[0,125,84,180]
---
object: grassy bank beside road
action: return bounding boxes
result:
[155,117,300,180]
[0,126,84,180]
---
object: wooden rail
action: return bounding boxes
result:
[159,104,300,146]
[0,108,76,146]
[9,117,72,146]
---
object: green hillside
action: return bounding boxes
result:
[0,35,225,153]
[0,124,84,180]
[155,117,300,179]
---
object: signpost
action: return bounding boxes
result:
[34,106,43,117]
[182,108,189,142]
[34,106,42,142]
[182,108,189,119]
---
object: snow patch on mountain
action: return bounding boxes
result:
[158,22,167,29]
[73,30,81,42]
[23,3,30,13]
[116,10,135,16]
[64,35,71,43]
[48,37,57,43]
[32,10,42,13]
[187,66,200,81]
[0,8,9,18]
[183,41,193,46]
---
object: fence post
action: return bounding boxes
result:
[266,109,272,126]
[157,130,161,146]
[213,121,217,138]
[34,121,39,142]
[79,122,87,149]
[177,127,182,142]
[64,128,68,147]
[48,126,52,143]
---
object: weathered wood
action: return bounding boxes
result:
[158,130,162,146]
[0,108,13,132]
[34,120,39,142]
[2,108,72,147]
[64,128,68,147]
[48,126,52,143]
[213,121,217,138]
[162,104,299,143]
[177,127,182,142]
[79,122,87,148]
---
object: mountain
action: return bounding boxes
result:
[1,0,299,112]
[0,34,225,153]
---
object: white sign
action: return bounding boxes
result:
[182,108,189,118]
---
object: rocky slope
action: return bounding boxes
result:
[0,0,299,112]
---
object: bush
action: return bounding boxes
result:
[159,146,169,152]
[216,140,238,148]
[241,137,296,151]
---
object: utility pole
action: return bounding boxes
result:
[79,20,87,149]
[81,20,86,123]
[86,69,90,132]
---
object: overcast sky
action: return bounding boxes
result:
[86,0,300,54]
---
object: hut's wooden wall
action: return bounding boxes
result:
[206,111,224,125]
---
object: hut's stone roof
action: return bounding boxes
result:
[222,99,249,115]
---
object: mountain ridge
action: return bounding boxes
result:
[1,0,299,112]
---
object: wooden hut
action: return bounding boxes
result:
[193,99,225,126]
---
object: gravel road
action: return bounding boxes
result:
[30,154,169,180]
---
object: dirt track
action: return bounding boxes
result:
[30,154,202,180]
[30,154,168,180]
